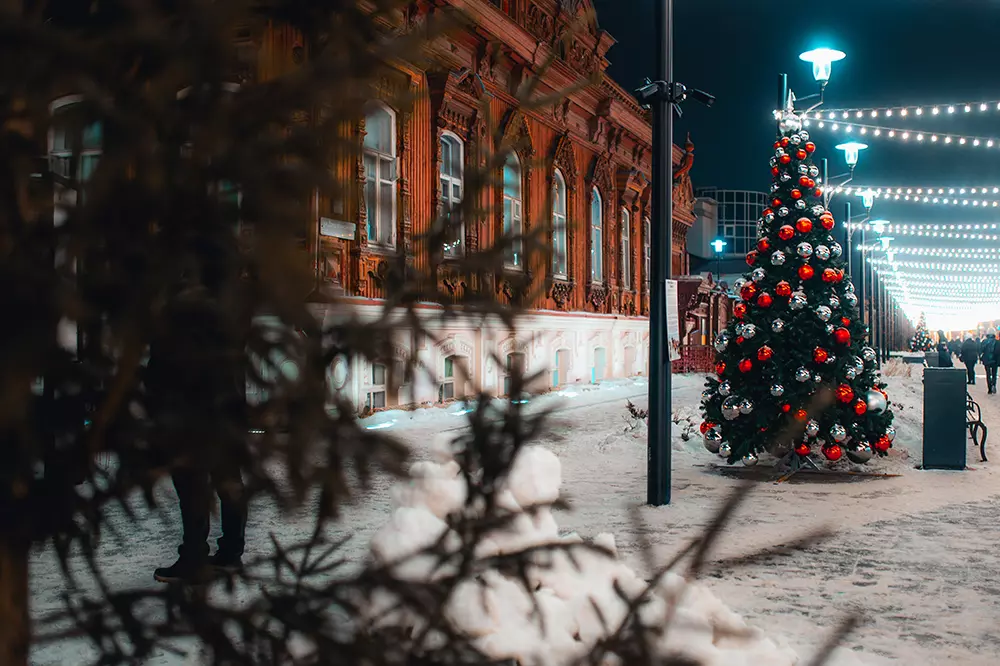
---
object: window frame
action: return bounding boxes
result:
[363,102,398,249]
[620,207,631,289]
[439,355,458,402]
[366,362,388,411]
[439,131,464,257]
[502,151,524,270]
[49,95,102,185]
[552,169,568,278]
[643,217,651,287]
[590,187,603,283]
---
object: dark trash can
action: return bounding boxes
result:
[922,367,967,470]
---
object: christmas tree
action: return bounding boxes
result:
[700,113,895,466]
[909,312,935,351]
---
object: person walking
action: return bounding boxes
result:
[147,280,249,584]
[936,331,954,368]
[981,328,999,395]
[961,332,980,385]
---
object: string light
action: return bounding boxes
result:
[813,100,1000,120]
[841,186,1000,196]
[868,258,1000,273]
[857,246,1000,258]
[800,117,1000,149]
[835,186,1000,208]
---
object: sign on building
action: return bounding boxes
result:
[665,280,682,362]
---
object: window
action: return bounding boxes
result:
[363,104,397,247]
[590,188,603,282]
[503,352,526,396]
[502,152,523,268]
[50,101,102,184]
[643,217,651,287]
[552,170,568,277]
[592,347,606,383]
[621,208,631,288]
[366,362,388,411]
[440,355,457,401]
[440,133,464,256]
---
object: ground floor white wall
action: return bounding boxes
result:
[312,301,651,413]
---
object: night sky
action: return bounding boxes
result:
[593,0,1000,224]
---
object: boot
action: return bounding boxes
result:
[153,557,212,584]
[207,550,243,574]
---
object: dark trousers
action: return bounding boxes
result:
[966,361,977,384]
[987,365,999,393]
[173,463,247,561]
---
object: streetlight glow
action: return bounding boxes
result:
[799,48,847,83]
[859,189,876,209]
[711,238,728,253]
[835,141,868,168]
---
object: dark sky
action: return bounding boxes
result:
[593,0,1000,220]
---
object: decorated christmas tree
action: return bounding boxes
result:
[700,113,895,466]
[909,312,934,351]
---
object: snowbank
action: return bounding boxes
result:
[367,442,867,665]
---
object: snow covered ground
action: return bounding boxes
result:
[28,369,1000,665]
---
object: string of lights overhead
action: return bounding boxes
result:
[858,246,1000,258]
[869,258,1000,273]
[839,186,1000,196]
[809,100,1000,120]
[848,224,1000,239]
[834,189,1000,207]
[800,118,1000,148]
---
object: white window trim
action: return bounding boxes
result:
[367,362,388,411]
[503,152,524,270]
[621,207,631,288]
[440,355,458,402]
[552,170,568,279]
[364,102,398,249]
[590,187,603,283]
[440,131,464,257]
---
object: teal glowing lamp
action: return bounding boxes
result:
[859,189,876,209]
[799,48,847,84]
[710,238,728,254]
[835,141,868,168]
[869,219,889,235]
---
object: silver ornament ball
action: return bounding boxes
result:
[847,443,874,464]
[778,206,790,217]
[743,324,758,339]
[719,442,732,458]
[806,419,820,437]
[797,242,814,258]
[830,424,848,443]
[798,164,809,175]
[779,113,802,133]
[844,292,859,308]
[795,199,807,210]
[772,318,787,333]
[811,204,825,216]
[771,250,787,266]
[816,305,833,322]
[796,367,811,382]
[846,367,858,379]
[742,452,759,467]
[831,242,843,258]
[830,295,841,309]
[721,396,740,420]
[734,277,747,291]
[738,398,754,415]
[815,245,831,260]
[886,425,896,442]
[715,334,729,353]
[862,347,877,363]
[866,390,888,413]
[801,130,811,142]
[703,428,723,453]
[751,267,767,283]
[780,172,792,182]
[790,133,802,145]
[790,293,808,310]
[718,380,732,397]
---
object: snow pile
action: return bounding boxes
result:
[366,443,819,665]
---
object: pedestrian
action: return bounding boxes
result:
[948,336,961,359]
[981,328,999,395]
[961,332,980,385]
[147,279,249,584]
[936,331,954,368]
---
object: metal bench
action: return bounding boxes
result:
[967,392,988,462]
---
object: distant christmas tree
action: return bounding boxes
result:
[909,312,934,352]
[699,111,895,467]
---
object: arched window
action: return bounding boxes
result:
[590,188,603,282]
[363,103,397,247]
[440,132,464,256]
[49,95,102,185]
[503,152,523,268]
[621,207,631,288]
[644,217,651,287]
[552,170,568,277]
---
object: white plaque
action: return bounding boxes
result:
[665,280,682,362]
[320,217,356,240]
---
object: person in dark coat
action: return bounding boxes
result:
[936,331,954,368]
[948,337,961,359]
[961,333,980,385]
[147,282,249,584]
[981,328,999,395]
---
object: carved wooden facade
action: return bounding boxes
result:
[243,0,697,318]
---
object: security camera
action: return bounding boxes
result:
[690,88,716,108]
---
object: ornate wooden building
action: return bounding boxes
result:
[255,0,699,410]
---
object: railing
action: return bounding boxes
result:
[673,344,714,374]
[967,392,988,462]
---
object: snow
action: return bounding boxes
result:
[28,369,1000,665]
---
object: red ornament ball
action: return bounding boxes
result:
[833,327,851,345]
[733,302,747,318]
[782,403,792,413]
[823,444,843,462]
[794,409,808,422]
[795,442,811,457]
[736,335,745,345]
[757,345,774,361]
[796,217,813,233]
[780,137,790,148]
[746,250,759,265]
[739,358,753,373]
[757,237,771,252]
[796,149,808,160]
[772,198,783,208]
[763,208,773,218]
[740,284,758,302]
[854,400,868,416]
[813,347,829,363]
[836,383,855,403]
[771,166,779,176]
[780,154,792,165]
[700,421,716,435]
[776,280,792,297]
[716,362,726,376]
[778,225,795,241]
[791,189,803,200]
[814,187,824,198]
[805,141,817,153]
[757,292,773,308]
[820,212,835,230]
[798,264,815,281]
[799,176,812,188]
[874,435,892,452]
[806,178,816,188]
[836,269,846,283]
[822,268,839,283]
[841,317,851,326]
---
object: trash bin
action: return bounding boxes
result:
[922,367,967,470]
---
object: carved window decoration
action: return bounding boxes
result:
[621,208,631,289]
[552,170,568,277]
[503,152,524,269]
[590,187,603,283]
[439,131,464,256]
[363,103,397,248]
[644,216,651,287]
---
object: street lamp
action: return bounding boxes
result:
[799,48,847,86]
[710,237,727,279]
[835,141,868,169]
[859,189,876,210]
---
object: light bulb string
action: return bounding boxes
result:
[800,117,1000,146]
[815,100,1000,119]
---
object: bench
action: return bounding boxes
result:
[967,392,988,462]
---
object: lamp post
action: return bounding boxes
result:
[711,238,727,280]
